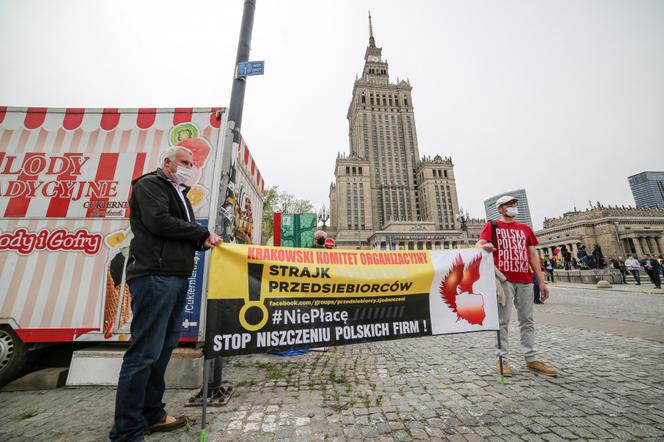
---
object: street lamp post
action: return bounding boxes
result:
[456,207,470,233]
[456,207,470,247]
[318,205,329,231]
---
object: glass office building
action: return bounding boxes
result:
[484,189,533,228]
[628,171,664,209]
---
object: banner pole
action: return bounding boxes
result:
[200,359,210,442]
[496,329,505,385]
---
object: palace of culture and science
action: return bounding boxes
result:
[328,15,482,249]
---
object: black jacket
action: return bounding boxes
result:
[126,169,210,281]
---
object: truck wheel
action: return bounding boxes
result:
[0,326,28,387]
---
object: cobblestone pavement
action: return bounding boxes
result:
[1,287,663,441]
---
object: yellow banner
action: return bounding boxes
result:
[204,245,499,357]
[208,244,435,300]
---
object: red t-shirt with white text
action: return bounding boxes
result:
[479,220,538,284]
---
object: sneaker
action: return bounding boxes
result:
[526,361,558,377]
[495,360,512,377]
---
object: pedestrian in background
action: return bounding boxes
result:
[612,257,627,284]
[592,244,604,269]
[561,246,572,270]
[625,255,641,285]
[545,258,555,282]
[577,246,590,269]
[642,254,662,289]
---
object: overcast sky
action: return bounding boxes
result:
[1,0,663,230]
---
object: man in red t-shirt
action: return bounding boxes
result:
[477,195,557,377]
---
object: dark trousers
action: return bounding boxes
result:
[533,274,541,303]
[629,269,641,284]
[110,275,189,442]
[546,268,554,282]
[647,270,662,288]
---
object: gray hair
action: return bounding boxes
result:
[162,145,193,164]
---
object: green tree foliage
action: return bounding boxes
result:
[261,186,314,244]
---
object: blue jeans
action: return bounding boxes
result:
[629,269,641,284]
[110,275,188,442]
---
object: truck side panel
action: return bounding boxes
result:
[0,107,224,342]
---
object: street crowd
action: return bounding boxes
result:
[538,244,663,289]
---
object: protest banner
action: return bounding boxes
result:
[204,244,498,358]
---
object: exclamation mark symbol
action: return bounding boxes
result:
[248,263,263,302]
[239,263,268,331]
[423,320,428,333]
[244,263,265,329]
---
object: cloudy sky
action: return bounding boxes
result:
[1,0,663,229]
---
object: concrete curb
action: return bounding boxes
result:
[1,367,68,392]
[550,282,662,295]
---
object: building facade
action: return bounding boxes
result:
[484,189,533,228]
[535,205,664,258]
[628,171,664,209]
[328,15,476,250]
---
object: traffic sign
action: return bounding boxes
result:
[236,60,265,77]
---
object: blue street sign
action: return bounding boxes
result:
[236,60,265,77]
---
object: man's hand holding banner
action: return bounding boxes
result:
[204,245,499,357]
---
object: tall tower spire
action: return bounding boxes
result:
[368,11,376,47]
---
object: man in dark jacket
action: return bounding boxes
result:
[641,254,662,289]
[110,146,221,441]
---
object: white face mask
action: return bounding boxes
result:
[172,165,192,185]
[505,206,519,217]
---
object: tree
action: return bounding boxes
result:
[261,186,314,244]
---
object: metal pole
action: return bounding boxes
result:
[207,0,257,405]
[200,359,210,441]
[228,0,256,143]
[215,0,256,234]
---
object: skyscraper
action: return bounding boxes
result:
[484,189,533,228]
[628,171,664,209]
[329,14,471,250]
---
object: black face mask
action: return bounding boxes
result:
[317,237,326,246]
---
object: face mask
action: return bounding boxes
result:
[505,207,519,217]
[317,237,326,246]
[173,165,192,185]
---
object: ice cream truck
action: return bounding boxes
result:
[0,107,265,385]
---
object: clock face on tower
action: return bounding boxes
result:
[369,55,380,62]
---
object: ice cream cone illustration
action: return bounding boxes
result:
[105,231,126,249]
[187,185,206,208]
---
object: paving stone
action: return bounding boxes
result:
[0,287,662,441]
